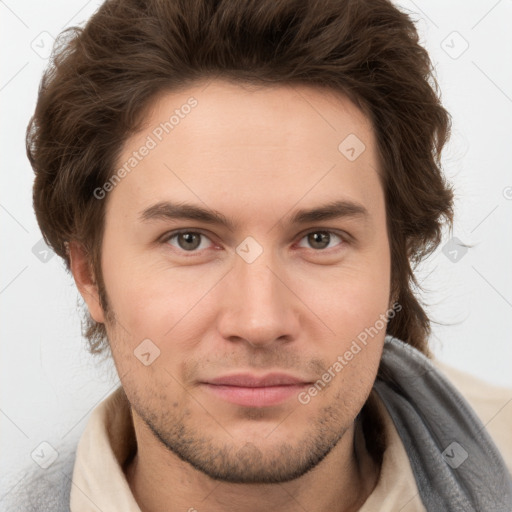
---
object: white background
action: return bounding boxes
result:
[1,0,511,498]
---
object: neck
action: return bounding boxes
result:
[124,414,380,512]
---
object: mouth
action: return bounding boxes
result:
[200,373,312,407]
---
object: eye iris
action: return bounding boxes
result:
[178,232,201,250]
[308,231,330,250]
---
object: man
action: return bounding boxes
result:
[17,0,512,510]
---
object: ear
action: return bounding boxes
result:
[68,241,106,323]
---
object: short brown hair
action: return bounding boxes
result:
[27,0,453,356]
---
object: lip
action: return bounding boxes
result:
[206,372,309,387]
[201,373,311,407]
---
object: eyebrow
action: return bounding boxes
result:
[138,199,369,231]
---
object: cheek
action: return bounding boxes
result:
[302,246,390,338]
[310,271,390,407]
[101,243,217,349]
[301,235,391,382]
[100,235,165,342]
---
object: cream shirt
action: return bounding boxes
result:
[70,361,512,512]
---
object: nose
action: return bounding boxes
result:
[216,248,301,348]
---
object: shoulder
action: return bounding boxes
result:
[432,358,512,474]
[1,444,76,512]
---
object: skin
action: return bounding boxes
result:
[70,79,391,512]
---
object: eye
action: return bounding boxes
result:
[161,229,347,255]
[296,230,345,251]
[163,230,214,252]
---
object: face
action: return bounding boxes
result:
[84,79,391,483]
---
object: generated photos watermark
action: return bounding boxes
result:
[297,301,402,405]
[93,97,198,200]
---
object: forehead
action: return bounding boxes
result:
[141,79,376,156]
[108,79,383,224]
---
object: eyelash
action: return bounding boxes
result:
[160,228,349,256]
